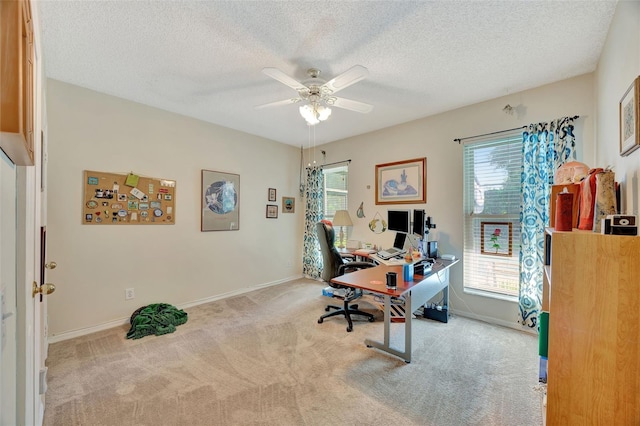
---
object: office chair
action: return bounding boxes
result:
[316,221,375,332]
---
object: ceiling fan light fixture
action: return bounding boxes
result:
[258,65,372,123]
[299,104,331,126]
[317,105,331,121]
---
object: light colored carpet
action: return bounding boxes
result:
[43,279,543,426]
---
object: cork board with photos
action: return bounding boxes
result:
[82,170,176,225]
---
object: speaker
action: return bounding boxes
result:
[426,241,438,259]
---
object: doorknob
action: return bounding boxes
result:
[45,261,57,269]
[32,282,56,298]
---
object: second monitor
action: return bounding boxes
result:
[387,210,410,234]
[412,209,425,237]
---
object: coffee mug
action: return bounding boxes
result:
[386,271,397,288]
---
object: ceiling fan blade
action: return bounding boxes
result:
[329,97,373,113]
[254,98,302,110]
[262,67,308,92]
[322,65,369,94]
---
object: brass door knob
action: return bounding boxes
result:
[32,282,56,298]
[45,261,57,269]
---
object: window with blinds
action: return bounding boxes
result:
[323,166,348,221]
[463,133,522,297]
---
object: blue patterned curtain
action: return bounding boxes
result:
[519,117,576,328]
[303,167,324,279]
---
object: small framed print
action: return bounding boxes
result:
[268,188,277,202]
[480,221,513,257]
[266,204,278,218]
[619,76,640,156]
[282,196,295,213]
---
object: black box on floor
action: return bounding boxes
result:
[423,306,448,323]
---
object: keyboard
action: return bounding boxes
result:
[377,247,406,259]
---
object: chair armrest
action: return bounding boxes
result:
[338,261,375,275]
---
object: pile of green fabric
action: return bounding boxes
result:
[126,303,188,340]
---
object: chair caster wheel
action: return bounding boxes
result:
[318,318,323,324]
[368,317,375,322]
[366,344,372,348]
[347,326,353,332]
[324,307,330,312]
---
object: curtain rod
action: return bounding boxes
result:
[453,115,580,144]
[453,126,526,144]
[306,159,351,169]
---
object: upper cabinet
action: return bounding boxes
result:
[1,0,35,166]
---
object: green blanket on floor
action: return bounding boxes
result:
[126,303,188,339]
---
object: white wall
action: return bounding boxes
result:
[317,74,595,328]
[46,80,303,338]
[595,0,640,215]
[47,0,638,337]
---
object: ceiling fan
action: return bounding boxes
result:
[255,65,374,125]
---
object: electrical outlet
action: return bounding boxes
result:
[125,288,135,300]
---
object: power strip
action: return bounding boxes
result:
[423,305,448,323]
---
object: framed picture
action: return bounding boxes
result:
[266,204,278,218]
[375,157,426,205]
[201,169,240,231]
[620,76,640,156]
[282,196,295,213]
[480,221,513,257]
[268,188,277,202]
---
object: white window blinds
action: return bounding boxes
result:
[462,133,522,297]
[323,166,348,220]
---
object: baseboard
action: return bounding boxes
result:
[451,309,537,335]
[47,275,302,344]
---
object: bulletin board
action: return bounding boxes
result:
[82,170,176,225]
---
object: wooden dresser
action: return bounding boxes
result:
[543,228,640,425]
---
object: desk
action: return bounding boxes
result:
[368,252,423,266]
[330,259,459,363]
[337,248,376,263]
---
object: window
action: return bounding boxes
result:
[463,133,522,297]
[323,166,348,221]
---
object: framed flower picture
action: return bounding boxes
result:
[480,221,513,257]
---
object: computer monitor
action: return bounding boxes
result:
[387,210,410,233]
[412,209,425,237]
[393,232,407,249]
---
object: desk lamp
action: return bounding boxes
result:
[332,210,353,249]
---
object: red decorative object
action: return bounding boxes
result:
[555,192,574,231]
[577,168,604,230]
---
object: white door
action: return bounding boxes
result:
[1,149,18,425]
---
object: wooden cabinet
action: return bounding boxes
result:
[543,228,640,425]
[1,0,35,165]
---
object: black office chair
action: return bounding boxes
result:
[316,221,375,332]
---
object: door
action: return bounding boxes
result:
[1,149,18,425]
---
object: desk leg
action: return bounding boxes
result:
[364,293,412,363]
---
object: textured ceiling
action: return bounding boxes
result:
[37,0,617,147]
